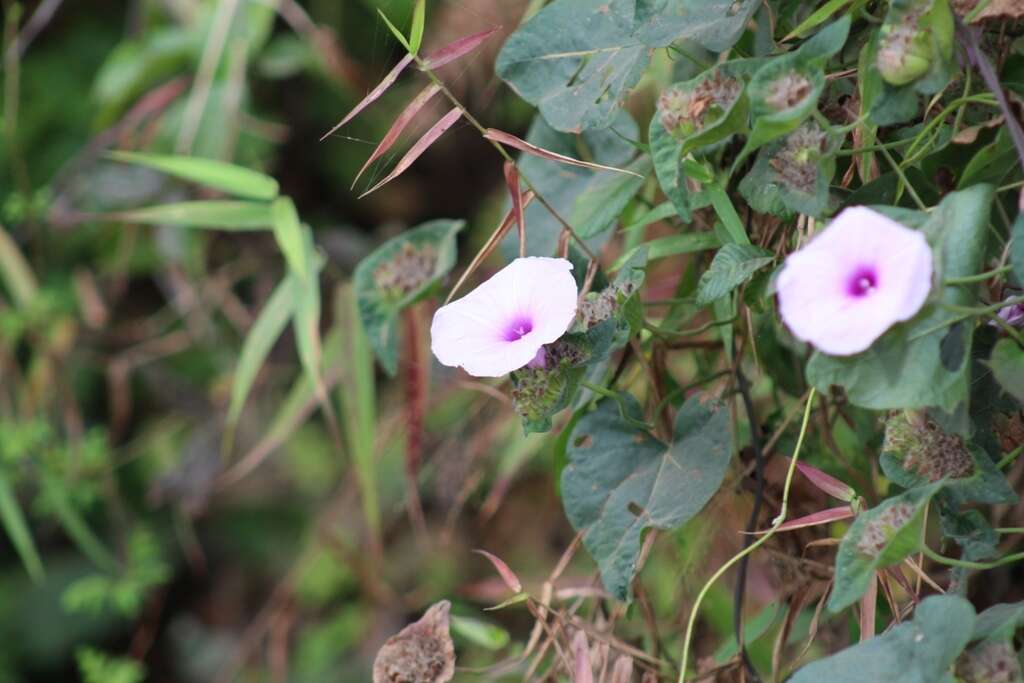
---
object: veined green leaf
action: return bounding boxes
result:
[108,151,279,200]
[113,200,274,229]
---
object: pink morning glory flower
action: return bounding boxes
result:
[431,257,578,377]
[996,300,1024,328]
[777,206,934,356]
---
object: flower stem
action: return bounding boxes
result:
[943,265,1011,285]
[998,444,1024,470]
[677,388,817,683]
[920,543,1024,570]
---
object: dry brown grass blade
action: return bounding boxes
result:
[359,107,463,198]
[443,190,535,305]
[320,53,414,141]
[420,26,501,70]
[859,571,877,641]
[503,161,526,258]
[352,82,442,189]
[483,128,643,177]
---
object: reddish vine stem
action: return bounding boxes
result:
[957,19,1024,173]
[402,305,428,539]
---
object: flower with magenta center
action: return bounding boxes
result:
[777,206,933,356]
[430,257,578,377]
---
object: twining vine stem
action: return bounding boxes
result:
[677,388,818,683]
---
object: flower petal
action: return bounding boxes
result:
[431,257,578,377]
[777,206,933,356]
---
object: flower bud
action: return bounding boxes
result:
[876,21,933,86]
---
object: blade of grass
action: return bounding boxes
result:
[409,0,425,55]
[503,161,526,258]
[420,27,500,70]
[0,222,38,308]
[41,475,117,572]
[271,196,306,279]
[225,276,295,432]
[378,8,412,53]
[107,151,279,201]
[109,200,274,229]
[358,107,463,198]
[483,128,643,177]
[352,82,442,189]
[0,470,44,582]
[335,283,380,555]
[319,53,414,141]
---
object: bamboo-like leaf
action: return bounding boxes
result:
[359,107,463,198]
[0,470,44,582]
[353,82,442,188]
[107,151,279,200]
[377,9,413,53]
[111,201,274,229]
[0,223,38,308]
[226,277,295,427]
[409,0,426,55]
[320,53,414,141]
[290,226,324,400]
[271,197,306,279]
[336,283,380,546]
[420,27,500,70]
[793,459,857,502]
[572,631,595,683]
[483,128,642,177]
[503,162,525,257]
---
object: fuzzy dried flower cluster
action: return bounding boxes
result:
[659,70,743,134]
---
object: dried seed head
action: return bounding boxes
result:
[510,337,589,424]
[764,71,813,111]
[955,640,1023,683]
[659,71,742,135]
[883,411,974,482]
[578,281,636,329]
[856,501,916,557]
[373,601,456,683]
[769,122,828,194]
[373,242,438,301]
[994,412,1024,454]
[876,8,933,86]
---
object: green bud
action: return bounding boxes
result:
[876,23,933,86]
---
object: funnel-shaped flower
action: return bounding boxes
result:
[431,257,578,377]
[777,206,933,356]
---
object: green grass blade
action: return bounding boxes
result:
[108,151,279,200]
[336,283,379,545]
[271,197,307,280]
[112,201,274,230]
[409,0,426,55]
[378,9,412,53]
[0,223,38,308]
[226,277,295,427]
[0,470,44,582]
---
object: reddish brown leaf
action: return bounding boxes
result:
[443,190,535,305]
[320,53,414,142]
[353,82,442,188]
[420,27,501,70]
[483,128,642,177]
[610,656,634,683]
[473,549,523,594]
[860,572,877,641]
[503,161,526,258]
[373,601,455,683]
[359,107,463,198]
[572,631,594,683]
[782,456,856,502]
[746,505,856,534]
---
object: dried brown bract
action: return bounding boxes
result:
[373,601,456,683]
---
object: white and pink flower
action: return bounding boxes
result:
[430,257,578,377]
[777,206,934,356]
